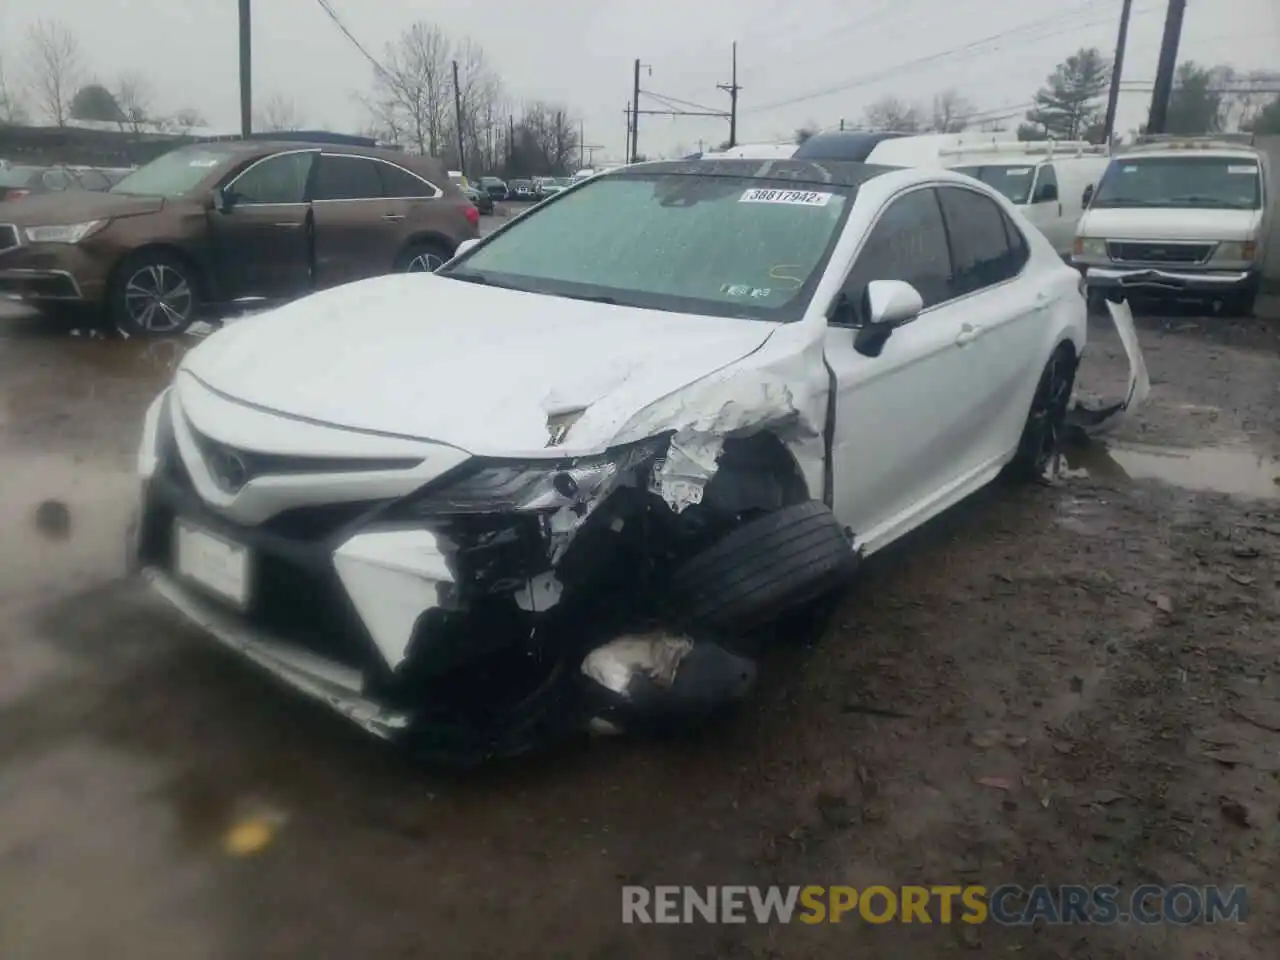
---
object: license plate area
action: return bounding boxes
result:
[174,520,251,610]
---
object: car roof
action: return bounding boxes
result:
[608,157,899,188]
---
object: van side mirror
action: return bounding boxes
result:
[1081,183,1095,206]
[1035,182,1059,203]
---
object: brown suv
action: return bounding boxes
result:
[0,141,480,336]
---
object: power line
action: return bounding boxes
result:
[313,0,390,79]
[744,0,1127,115]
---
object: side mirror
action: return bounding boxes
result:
[1035,182,1059,203]
[855,280,923,358]
[1081,184,1095,207]
[454,238,481,257]
[212,186,232,213]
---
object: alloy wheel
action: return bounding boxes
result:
[1026,351,1074,475]
[407,252,445,273]
[124,264,194,332]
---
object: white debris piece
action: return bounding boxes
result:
[580,632,695,698]
[1069,298,1150,436]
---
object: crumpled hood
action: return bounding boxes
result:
[0,190,165,224]
[181,273,780,457]
[1081,206,1262,242]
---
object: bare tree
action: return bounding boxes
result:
[863,95,923,132]
[256,94,306,132]
[507,102,579,175]
[931,88,975,133]
[171,107,207,134]
[23,19,83,126]
[365,21,452,154]
[115,73,152,133]
[0,54,29,125]
[450,37,502,172]
[794,125,818,144]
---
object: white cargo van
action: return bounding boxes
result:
[1072,136,1269,316]
[865,137,1110,258]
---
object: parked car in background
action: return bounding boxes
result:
[537,177,572,198]
[509,179,537,201]
[463,183,495,214]
[1073,135,1269,317]
[0,140,478,336]
[480,176,508,200]
[0,164,124,202]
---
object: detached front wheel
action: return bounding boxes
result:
[109,252,200,337]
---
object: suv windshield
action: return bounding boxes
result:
[439,171,852,321]
[952,164,1035,204]
[1091,155,1262,210]
[110,146,234,197]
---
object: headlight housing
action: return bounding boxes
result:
[398,436,669,516]
[1073,237,1107,259]
[25,220,107,244]
[1211,240,1257,262]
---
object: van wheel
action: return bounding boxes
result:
[109,252,201,337]
[398,241,452,273]
[1218,289,1257,319]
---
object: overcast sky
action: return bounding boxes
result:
[2,0,1276,161]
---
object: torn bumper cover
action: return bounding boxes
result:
[134,376,832,759]
[1066,297,1150,437]
[1085,265,1259,297]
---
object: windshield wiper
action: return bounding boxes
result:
[559,292,619,305]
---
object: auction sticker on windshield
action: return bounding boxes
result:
[739,188,833,206]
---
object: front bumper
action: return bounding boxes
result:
[0,241,108,303]
[1081,264,1260,296]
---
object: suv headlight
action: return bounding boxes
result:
[397,436,669,516]
[1074,237,1107,259]
[1211,240,1257,262]
[25,220,107,244]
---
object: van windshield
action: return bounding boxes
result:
[952,165,1035,204]
[1091,156,1261,210]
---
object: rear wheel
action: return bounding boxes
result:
[1008,344,1077,481]
[109,251,200,337]
[398,241,452,273]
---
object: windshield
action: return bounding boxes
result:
[109,146,234,197]
[1091,156,1262,210]
[952,164,1035,204]
[439,172,852,321]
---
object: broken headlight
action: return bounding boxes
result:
[400,435,669,515]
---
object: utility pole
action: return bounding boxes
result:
[631,59,642,162]
[1102,0,1134,145]
[238,0,252,136]
[1147,0,1187,134]
[508,114,515,172]
[624,102,631,161]
[716,42,742,148]
[579,118,585,168]
[452,60,466,175]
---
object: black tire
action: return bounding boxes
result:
[109,250,201,337]
[669,500,857,630]
[1007,343,1077,481]
[397,241,453,274]
[1218,288,1257,319]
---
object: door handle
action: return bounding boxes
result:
[274,222,302,229]
[382,213,405,221]
[954,323,981,346]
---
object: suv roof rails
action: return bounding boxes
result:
[938,138,1108,158]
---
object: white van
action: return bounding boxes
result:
[864,137,1109,258]
[1072,136,1269,316]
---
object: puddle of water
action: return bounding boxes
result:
[1063,441,1280,499]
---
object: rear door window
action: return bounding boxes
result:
[313,155,383,201]
[936,186,1022,295]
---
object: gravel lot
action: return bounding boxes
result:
[0,292,1278,959]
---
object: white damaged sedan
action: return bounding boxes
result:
[133,158,1092,759]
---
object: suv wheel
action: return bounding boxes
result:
[110,251,200,337]
[399,241,453,273]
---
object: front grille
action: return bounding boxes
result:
[1107,241,1212,264]
[0,224,18,253]
[186,423,421,485]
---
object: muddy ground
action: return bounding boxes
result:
[0,296,1278,959]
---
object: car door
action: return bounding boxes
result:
[824,186,991,553]
[208,149,316,301]
[373,159,446,263]
[1026,162,1066,254]
[310,153,404,287]
[935,184,1046,466]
